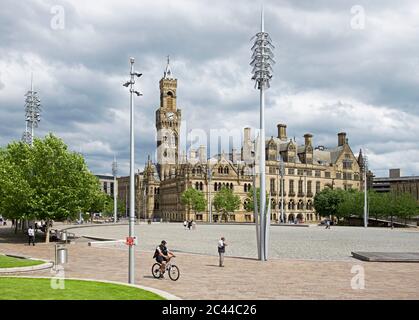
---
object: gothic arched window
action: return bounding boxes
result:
[167,91,174,109]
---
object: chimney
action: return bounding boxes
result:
[189,149,197,159]
[277,124,287,141]
[232,148,238,163]
[244,127,251,142]
[304,133,313,146]
[198,145,206,163]
[338,132,347,147]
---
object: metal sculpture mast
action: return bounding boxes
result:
[23,74,41,146]
[250,6,275,261]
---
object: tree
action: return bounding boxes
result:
[86,188,108,221]
[313,188,345,219]
[244,187,269,212]
[102,194,126,218]
[1,134,104,242]
[181,188,206,219]
[29,135,103,242]
[394,192,418,225]
[336,189,365,222]
[0,146,33,232]
[213,186,241,222]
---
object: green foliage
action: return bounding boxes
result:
[102,194,126,217]
[0,134,106,240]
[394,192,418,221]
[181,188,206,215]
[213,186,241,222]
[244,187,269,212]
[313,188,346,218]
[29,135,99,221]
[337,189,364,219]
[0,255,44,268]
[0,146,33,220]
[314,187,418,223]
[0,278,164,300]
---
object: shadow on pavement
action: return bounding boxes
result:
[0,227,48,244]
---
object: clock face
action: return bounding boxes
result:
[166,112,175,121]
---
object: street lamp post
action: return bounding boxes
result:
[207,162,213,223]
[279,156,285,223]
[112,156,118,224]
[251,7,275,261]
[123,57,142,284]
[304,171,307,223]
[363,153,368,228]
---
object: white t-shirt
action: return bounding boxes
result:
[218,240,224,248]
[28,228,35,236]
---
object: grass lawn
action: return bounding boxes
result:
[0,255,44,268]
[0,277,165,300]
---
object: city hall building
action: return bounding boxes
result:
[118,60,364,223]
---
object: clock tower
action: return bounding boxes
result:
[156,57,182,180]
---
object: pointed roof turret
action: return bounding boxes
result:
[163,55,174,79]
[358,149,364,170]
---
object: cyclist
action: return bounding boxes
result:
[153,240,175,278]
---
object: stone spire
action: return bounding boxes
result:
[358,149,364,171]
[163,55,174,79]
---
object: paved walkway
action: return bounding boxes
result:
[67,222,419,261]
[1,227,418,299]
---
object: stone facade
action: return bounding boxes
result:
[118,61,364,223]
[96,175,117,197]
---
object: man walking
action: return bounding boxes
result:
[325,219,331,229]
[218,237,227,267]
[28,226,35,246]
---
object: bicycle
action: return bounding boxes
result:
[152,258,180,281]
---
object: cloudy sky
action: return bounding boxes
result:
[1,0,419,177]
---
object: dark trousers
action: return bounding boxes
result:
[218,251,224,267]
[28,235,35,246]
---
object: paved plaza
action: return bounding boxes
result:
[1,224,419,299]
[68,223,419,261]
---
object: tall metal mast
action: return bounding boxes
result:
[23,73,41,146]
[251,6,275,261]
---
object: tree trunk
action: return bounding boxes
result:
[45,219,50,244]
[14,220,18,234]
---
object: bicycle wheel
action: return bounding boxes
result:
[152,263,162,279]
[168,265,180,281]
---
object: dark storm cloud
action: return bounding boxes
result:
[0,0,418,176]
